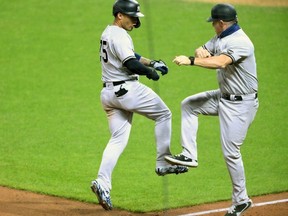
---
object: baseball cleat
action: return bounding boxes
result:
[165,154,198,167]
[224,199,252,216]
[155,165,188,176]
[91,180,112,210]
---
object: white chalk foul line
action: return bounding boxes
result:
[178,198,288,216]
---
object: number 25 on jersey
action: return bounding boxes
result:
[100,40,108,63]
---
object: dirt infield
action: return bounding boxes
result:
[0,186,287,216]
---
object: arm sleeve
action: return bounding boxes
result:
[203,36,218,56]
[111,32,136,63]
[123,58,152,75]
[222,39,254,63]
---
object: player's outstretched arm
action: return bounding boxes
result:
[135,54,168,75]
[124,58,159,81]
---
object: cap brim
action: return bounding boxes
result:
[207,17,213,22]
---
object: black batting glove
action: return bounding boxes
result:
[149,60,168,75]
[146,68,160,81]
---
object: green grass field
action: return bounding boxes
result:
[0,0,287,212]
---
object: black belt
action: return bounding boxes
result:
[103,78,138,87]
[222,93,258,101]
[103,81,125,87]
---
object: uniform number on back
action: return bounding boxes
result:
[100,40,108,63]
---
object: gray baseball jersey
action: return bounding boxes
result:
[100,25,138,82]
[204,29,258,94]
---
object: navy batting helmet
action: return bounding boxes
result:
[113,0,144,28]
[207,4,237,22]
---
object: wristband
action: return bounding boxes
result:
[135,53,141,61]
[189,56,195,65]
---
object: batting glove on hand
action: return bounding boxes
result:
[149,60,168,75]
[146,68,160,81]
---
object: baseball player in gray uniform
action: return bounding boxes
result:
[91,0,188,211]
[165,4,259,216]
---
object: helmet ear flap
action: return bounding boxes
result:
[134,18,141,28]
